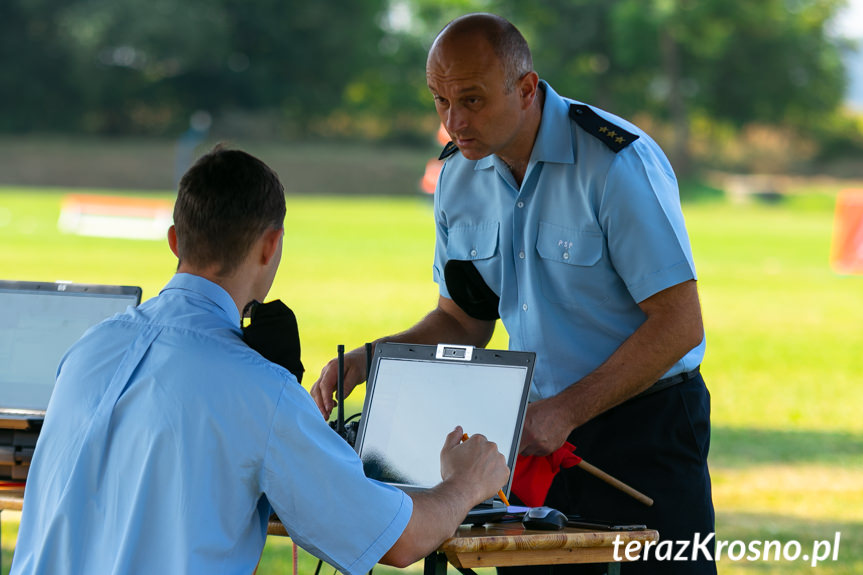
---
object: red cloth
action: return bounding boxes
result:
[511,442,582,507]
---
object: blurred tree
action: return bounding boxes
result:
[1,0,390,135]
[490,0,848,174]
[218,0,389,132]
[55,0,232,133]
[0,0,86,132]
[0,0,852,158]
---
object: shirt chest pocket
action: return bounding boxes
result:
[447,222,501,289]
[536,221,603,266]
[535,221,612,309]
[448,222,500,261]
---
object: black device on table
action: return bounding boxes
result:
[519,506,648,532]
[522,506,568,530]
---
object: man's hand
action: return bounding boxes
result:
[518,397,573,457]
[520,281,705,456]
[380,427,510,568]
[309,347,367,419]
[440,426,510,502]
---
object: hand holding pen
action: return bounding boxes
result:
[461,433,510,505]
[438,426,510,508]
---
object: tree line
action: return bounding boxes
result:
[2,0,859,173]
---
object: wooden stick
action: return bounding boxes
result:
[577,460,654,507]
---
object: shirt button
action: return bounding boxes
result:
[522,303,528,311]
[519,250,525,259]
[563,252,570,260]
[517,201,524,208]
[470,249,477,257]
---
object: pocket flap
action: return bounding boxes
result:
[448,222,500,261]
[536,221,603,266]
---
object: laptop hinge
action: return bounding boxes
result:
[435,344,474,361]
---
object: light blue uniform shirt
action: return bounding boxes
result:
[433,82,705,401]
[12,273,411,575]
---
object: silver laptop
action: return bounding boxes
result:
[0,280,142,424]
[354,342,535,522]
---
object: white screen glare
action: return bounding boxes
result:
[0,289,137,411]
[359,357,528,488]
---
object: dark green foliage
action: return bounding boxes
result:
[0,0,854,150]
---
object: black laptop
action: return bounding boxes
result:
[0,280,142,479]
[354,342,535,523]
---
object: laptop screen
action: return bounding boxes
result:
[0,281,142,413]
[355,343,534,497]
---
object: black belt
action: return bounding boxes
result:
[633,365,701,400]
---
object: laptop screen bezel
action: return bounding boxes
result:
[0,280,142,301]
[0,280,142,418]
[354,342,535,502]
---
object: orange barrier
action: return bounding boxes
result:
[418,124,451,195]
[830,189,863,274]
[58,194,174,240]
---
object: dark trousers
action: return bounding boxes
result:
[500,375,717,575]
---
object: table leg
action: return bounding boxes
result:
[606,561,621,575]
[423,551,449,575]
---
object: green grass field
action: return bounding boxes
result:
[0,185,861,574]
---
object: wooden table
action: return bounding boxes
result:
[0,488,24,512]
[424,522,658,574]
[5,489,658,574]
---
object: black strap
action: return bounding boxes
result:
[444,260,500,321]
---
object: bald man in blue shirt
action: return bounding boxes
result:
[313,13,715,575]
[11,147,509,575]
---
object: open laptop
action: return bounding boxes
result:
[0,280,142,479]
[354,342,535,524]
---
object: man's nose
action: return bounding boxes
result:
[444,106,468,134]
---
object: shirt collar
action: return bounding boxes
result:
[475,80,574,172]
[529,80,575,165]
[160,273,242,331]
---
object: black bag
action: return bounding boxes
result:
[242,300,305,383]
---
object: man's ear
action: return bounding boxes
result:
[260,227,284,266]
[167,225,179,258]
[519,71,539,109]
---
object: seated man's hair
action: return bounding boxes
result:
[173,145,286,276]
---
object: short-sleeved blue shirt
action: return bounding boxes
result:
[433,82,704,401]
[12,273,411,575]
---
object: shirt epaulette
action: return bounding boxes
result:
[569,104,639,153]
[438,141,459,160]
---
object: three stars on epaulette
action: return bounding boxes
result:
[569,103,639,153]
[597,126,627,146]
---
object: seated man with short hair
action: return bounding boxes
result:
[11,146,509,575]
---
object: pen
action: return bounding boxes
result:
[461,433,510,506]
